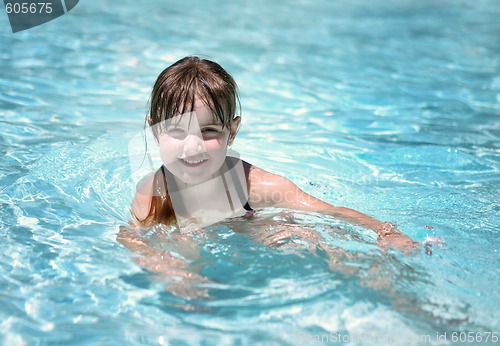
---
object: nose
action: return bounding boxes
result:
[181,133,206,157]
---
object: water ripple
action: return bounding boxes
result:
[0,0,499,344]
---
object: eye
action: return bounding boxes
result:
[166,127,187,139]
[202,127,219,133]
[201,127,222,139]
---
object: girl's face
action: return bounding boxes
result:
[156,98,239,185]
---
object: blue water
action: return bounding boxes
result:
[1,0,499,345]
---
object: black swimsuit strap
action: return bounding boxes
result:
[243,202,253,211]
[223,158,253,212]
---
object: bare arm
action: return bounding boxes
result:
[117,224,212,299]
[246,163,419,252]
[118,224,188,272]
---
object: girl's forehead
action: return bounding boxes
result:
[192,97,226,124]
[193,102,218,124]
[157,97,223,130]
[166,109,221,128]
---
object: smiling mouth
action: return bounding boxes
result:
[179,157,208,166]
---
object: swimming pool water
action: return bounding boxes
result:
[0,0,499,345]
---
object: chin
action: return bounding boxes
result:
[167,161,223,185]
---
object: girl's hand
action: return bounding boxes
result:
[377,223,420,254]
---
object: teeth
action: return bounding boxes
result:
[183,158,205,164]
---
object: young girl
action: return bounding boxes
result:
[127,56,416,246]
[119,56,419,296]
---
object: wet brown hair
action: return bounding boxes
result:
[148,56,239,137]
[133,56,240,227]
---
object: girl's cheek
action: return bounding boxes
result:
[160,137,181,148]
[204,138,224,148]
[206,132,230,144]
[159,140,182,158]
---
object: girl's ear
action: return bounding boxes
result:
[146,116,160,146]
[228,116,241,145]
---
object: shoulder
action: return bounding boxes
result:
[242,161,288,184]
[242,161,333,212]
[242,161,297,208]
[131,171,157,222]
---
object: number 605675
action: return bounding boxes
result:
[5,2,53,14]
[451,332,498,343]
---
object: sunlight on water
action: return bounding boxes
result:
[0,0,499,344]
